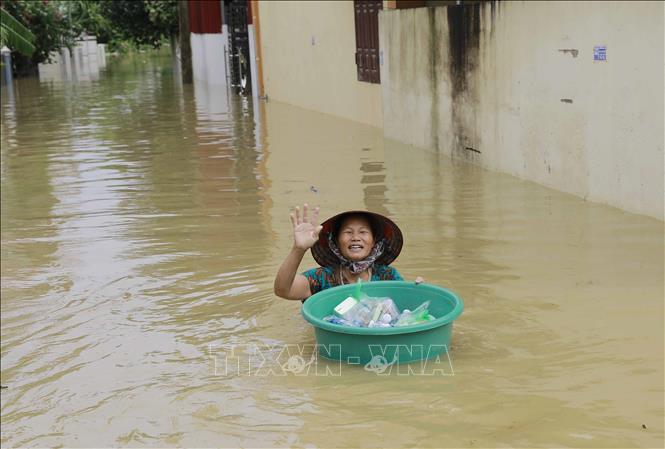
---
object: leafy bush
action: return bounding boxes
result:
[0,7,36,56]
[2,0,76,74]
[99,0,177,50]
[3,0,178,76]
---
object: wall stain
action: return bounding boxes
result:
[429,8,440,152]
[489,0,498,39]
[558,48,579,58]
[447,2,484,162]
[446,2,481,95]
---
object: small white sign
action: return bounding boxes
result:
[593,46,606,61]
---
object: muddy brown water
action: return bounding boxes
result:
[1,52,663,448]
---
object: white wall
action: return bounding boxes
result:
[190,33,228,86]
[38,37,106,82]
[380,2,664,220]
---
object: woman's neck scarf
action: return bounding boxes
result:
[327,233,385,275]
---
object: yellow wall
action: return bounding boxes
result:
[257,0,383,128]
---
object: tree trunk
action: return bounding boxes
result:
[178,0,193,84]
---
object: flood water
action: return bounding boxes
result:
[1,52,663,448]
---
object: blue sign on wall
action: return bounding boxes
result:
[594,46,607,61]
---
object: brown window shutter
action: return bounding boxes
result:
[369,0,380,83]
[354,0,382,84]
[354,2,364,82]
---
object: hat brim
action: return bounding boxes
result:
[311,211,403,268]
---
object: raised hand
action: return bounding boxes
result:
[290,204,322,250]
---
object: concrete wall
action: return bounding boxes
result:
[380,2,664,220]
[190,33,228,86]
[38,37,107,82]
[257,1,383,128]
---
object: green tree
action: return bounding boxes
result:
[2,0,76,75]
[144,0,178,37]
[99,0,177,49]
[65,0,112,44]
[2,0,179,77]
[0,6,36,56]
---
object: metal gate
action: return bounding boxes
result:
[225,0,252,95]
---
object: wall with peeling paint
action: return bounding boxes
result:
[380,2,664,220]
[258,1,383,128]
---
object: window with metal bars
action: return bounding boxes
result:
[354,0,383,84]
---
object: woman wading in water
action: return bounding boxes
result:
[274,204,417,301]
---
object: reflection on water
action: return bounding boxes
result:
[1,52,663,447]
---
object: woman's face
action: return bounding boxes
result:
[336,215,375,261]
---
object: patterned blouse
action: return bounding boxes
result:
[301,264,403,300]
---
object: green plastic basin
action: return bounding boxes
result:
[301,281,464,365]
